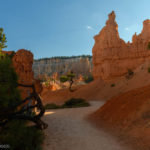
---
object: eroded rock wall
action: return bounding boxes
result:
[33,56,92,78]
[92,11,150,80]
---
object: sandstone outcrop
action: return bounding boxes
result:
[92,11,150,80]
[12,49,34,84]
[12,49,34,99]
[11,49,42,99]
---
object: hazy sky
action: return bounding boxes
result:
[1,0,150,59]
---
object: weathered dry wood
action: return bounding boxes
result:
[0,83,48,130]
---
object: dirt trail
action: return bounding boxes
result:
[43,101,130,150]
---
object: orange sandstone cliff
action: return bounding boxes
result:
[92,11,150,80]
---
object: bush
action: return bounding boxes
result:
[84,75,94,83]
[45,98,90,109]
[148,67,150,73]
[0,120,44,150]
[128,69,134,76]
[148,42,150,50]
[60,75,68,83]
[45,81,50,87]
[111,83,115,87]
[45,103,61,109]
[63,98,90,108]
[126,69,134,79]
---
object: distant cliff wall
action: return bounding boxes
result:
[33,56,93,78]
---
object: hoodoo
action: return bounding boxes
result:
[92,11,150,80]
[10,49,42,99]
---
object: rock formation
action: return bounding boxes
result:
[12,49,42,99]
[12,49,34,84]
[33,56,92,78]
[92,11,150,80]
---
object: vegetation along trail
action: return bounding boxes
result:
[43,101,129,150]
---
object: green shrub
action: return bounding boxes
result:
[45,103,61,109]
[63,98,90,108]
[67,72,75,79]
[45,98,90,109]
[148,67,150,73]
[111,83,115,87]
[60,75,68,82]
[84,75,94,83]
[148,42,150,50]
[128,69,134,76]
[126,69,134,79]
[142,110,150,119]
[45,81,50,87]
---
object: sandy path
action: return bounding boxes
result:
[43,101,129,150]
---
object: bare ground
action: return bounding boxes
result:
[43,101,130,150]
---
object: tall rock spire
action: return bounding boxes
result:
[92,11,150,80]
[93,11,125,51]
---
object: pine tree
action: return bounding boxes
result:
[0,28,19,112]
[0,28,7,51]
[0,28,45,149]
[60,71,75,92]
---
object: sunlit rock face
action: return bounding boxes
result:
[12,49,42,99]
[92,11,150,80]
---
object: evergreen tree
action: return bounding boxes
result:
[0,28,45,150]
[60,71,75,92]
[0,28,7,51]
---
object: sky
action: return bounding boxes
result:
[0,0,150,59]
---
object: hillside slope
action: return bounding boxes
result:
[90,85,150,150]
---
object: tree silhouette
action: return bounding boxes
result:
[0,28,7,52]
[60,71,75,92]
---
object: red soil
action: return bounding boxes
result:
[91,85,150,150]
